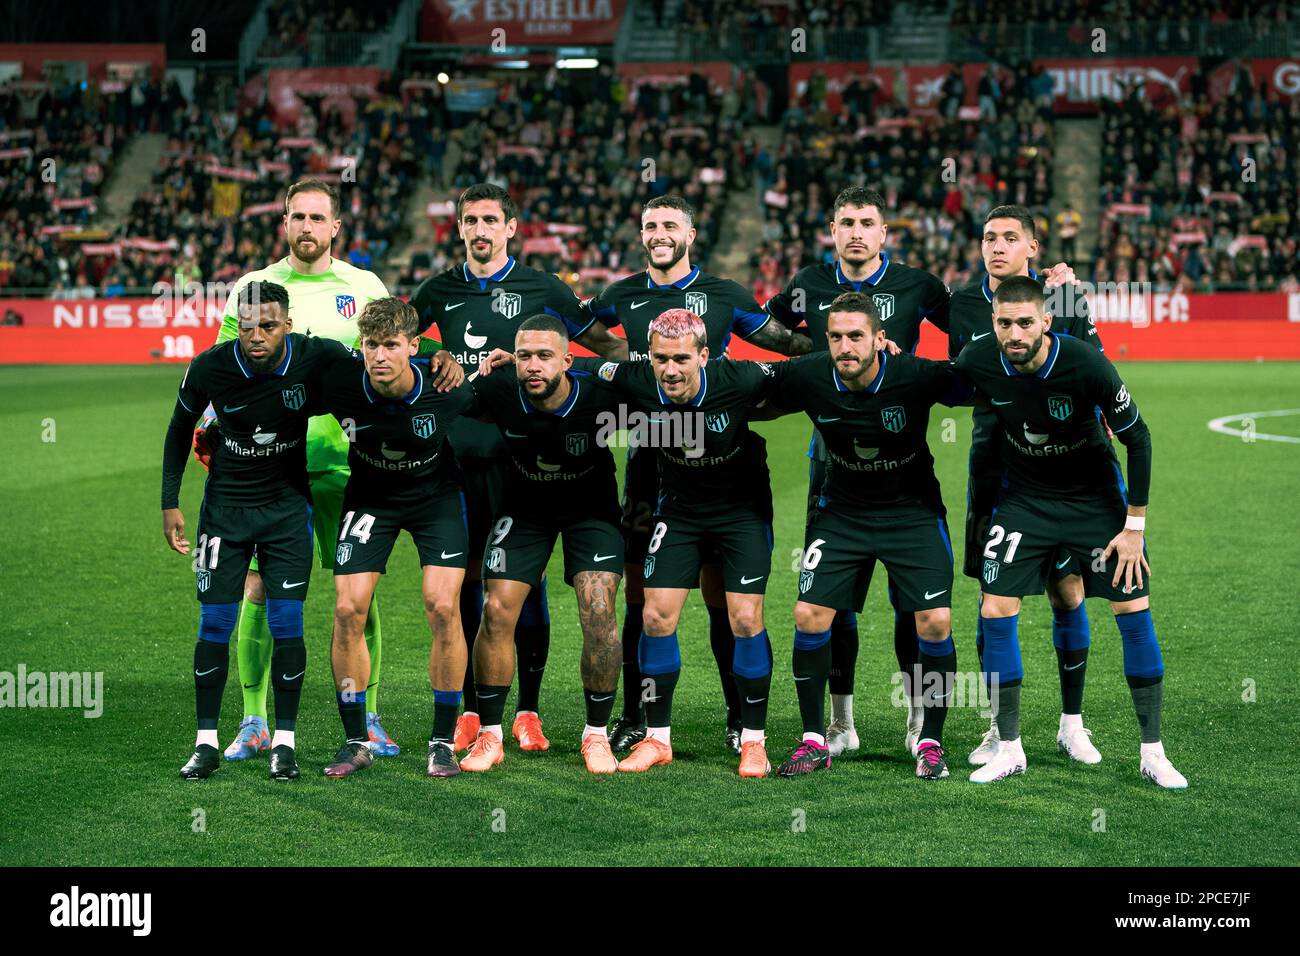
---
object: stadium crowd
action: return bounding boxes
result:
[1094,65,1300,291]
[259,0,401,59]
[748,60,1057,300]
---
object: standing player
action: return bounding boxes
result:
[205,179,426,763]
[765,293,968,779]
[949,205,1106,768]
[308,298,475,779]
[762,185,951,758]
[954,277,1186,788]
[581,195,812,754]
[462,316,625,774]
[585,309,781,777]
[410,183,628,755]
[162,281,353,780]
[764,185,1077,758]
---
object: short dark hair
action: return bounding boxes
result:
[831,185,888,222]
[357,296,420,341]
[285,179,339,219]
[236,280,290,317]
[643,194,695,228]
[458,182,517,222]
[991,275,1045,311]
[517,313,570,343]
[985,204,1037,240]
[826,290,883,335]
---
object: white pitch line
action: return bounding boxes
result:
[1207,408,1300,444]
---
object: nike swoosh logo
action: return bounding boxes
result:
[195,667,219,677]
[223,404,247,413]
[282,580,306,589]
[282,671,305,682]
[478,692,500,699]
[440,551,463,559]
[1063,661,1086,671]
[992,399,1013,405]
[593,554,616,562]
[444,302,466,311]
[529,666,545,673]
[971,332,991,341]
[816,415,842,423]
[350,424,373,431]
[1055,558,1072,569]
[818,302,832,310]
[505,430,527,438]
[924,589,947,600]
[590,694,614,702]
[793,675,811,681]
[630,300,649,309]
[739,575,765,585]
[746,696,766,704]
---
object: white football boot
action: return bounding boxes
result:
[967,716,1000,766]
[825,717,859,757]
[1056,714,1102,764]
[970,735,1026,783]
[1140,741,1188,789]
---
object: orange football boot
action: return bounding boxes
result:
[738,738,771,778]
[616,737,673,772]
[453,712,480,752]
[581,734,619,774]
[460,732,504,772]
[512,712,550,751]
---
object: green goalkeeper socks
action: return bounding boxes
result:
[236,601,273,720]
[364,593,382,713]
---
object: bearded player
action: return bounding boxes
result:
[410,183,627,757]
[200,180,458,763]
[949,205,1106,769]
[581,195,811,756]
[954,277,1186,789]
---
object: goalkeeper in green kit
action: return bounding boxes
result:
[196,179,461,760]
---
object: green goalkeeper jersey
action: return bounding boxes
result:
[215,256,390,475]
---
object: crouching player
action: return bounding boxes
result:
[314,297,475,779]
[954,277,1186,788]
[467,315,626,773]
[163,281,355,781]
[764,292,969,779]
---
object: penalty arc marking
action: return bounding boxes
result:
[1207,408,1300,444]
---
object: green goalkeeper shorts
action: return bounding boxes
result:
[250,414,351,574]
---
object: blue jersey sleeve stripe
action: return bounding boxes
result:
[734,308,770,338]
[1111,409,1141,433]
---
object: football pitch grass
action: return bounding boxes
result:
[1,361,1297,867]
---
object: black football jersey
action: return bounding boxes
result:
[580,267,771,361]
[410,257,592,457]
[318,354,476,504]
[768,351,966,512]
[954,333,1140,503]
[581,356,776,519]
[764,253,950,354]
[470,368,623,523]
[166,333,352,507]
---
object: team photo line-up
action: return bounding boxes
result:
[160,178,1186,789]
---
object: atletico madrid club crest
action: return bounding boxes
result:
[643,555,656,578]
[685,291,708,316]
[282,384,306,410]
[493,291,522,319]
[705,411,730,433]
[881,406,906,433]
[337,543,353,565]
[336,294,356,318]
[412,413,436,439]
[196,569,211,593]
[1048,395,1073,421]
[566,433,587,456]
[872,293,895,322]
[983,559,999,585]
[486,547,506,573]
[799,569,815,594]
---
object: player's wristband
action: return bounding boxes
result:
[1124,515,1146,532]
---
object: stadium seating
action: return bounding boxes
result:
[1094,67,1300,291]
